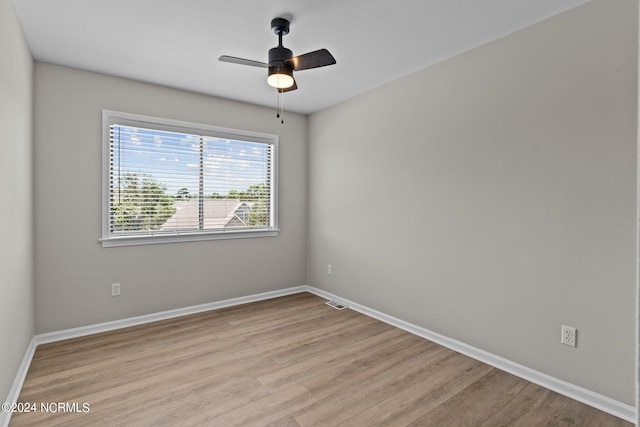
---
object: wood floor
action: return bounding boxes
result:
[10,293,631,426]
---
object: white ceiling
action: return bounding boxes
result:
[12,0,591,115]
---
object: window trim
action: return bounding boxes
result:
[100,110,279,247]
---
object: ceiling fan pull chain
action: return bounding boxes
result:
[276,90,282,119]
[275,87,284,124]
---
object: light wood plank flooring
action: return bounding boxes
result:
[10,292,631,426]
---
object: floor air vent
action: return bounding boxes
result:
[325,300,348,310]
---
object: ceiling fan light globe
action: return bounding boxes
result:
[268,73,295,89]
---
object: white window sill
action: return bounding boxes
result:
[100,229,280,247]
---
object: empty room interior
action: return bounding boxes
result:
[1,0,639,426]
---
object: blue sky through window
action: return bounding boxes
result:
[111,125,270,197]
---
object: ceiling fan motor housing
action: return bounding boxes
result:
[269,46,293,70]
[269,17,292,72]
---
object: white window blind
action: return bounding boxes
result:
[101,111,278,246]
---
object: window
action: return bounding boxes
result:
[101,110,278,247]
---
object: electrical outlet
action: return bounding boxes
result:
[112,283,121,297]
[327,264,332,275]
[561,325,576,347]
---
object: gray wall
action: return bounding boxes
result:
[308,0,637,405]
[33,63,307,333]
[0,0,34,402]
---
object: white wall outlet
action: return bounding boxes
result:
[327,264,332,275]
[112,283,121,297]
[561,325,577,347]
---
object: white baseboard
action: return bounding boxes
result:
[304,285,636,424]
[4,284,635,425]
[35,286,308,345]
[0,338,37,427]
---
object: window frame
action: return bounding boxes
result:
[100,110,279,247]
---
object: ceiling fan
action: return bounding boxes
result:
[219,17,336,93]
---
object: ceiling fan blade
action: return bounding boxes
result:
[278,79,298,93]
[285,49,336,71]
[219,55,268,68]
